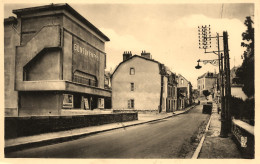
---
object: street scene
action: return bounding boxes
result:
[3,2,255,160]
[6,106,210,158]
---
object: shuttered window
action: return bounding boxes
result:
[131,83,134,91]
[128,99,134,108]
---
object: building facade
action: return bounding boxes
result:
[4,17,20,116]
[197,72,217,98]
[176,74,192,109]
[4,4,111,116]
[111,51,178,113]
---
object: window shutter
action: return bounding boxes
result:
[128,100,130,108]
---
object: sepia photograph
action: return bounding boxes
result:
[1,0,257,161]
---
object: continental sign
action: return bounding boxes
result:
[72,37,101,77]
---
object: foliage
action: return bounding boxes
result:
[230,96,254,125]
[192,89,199,99]
[202,90,210,99]
[236,16,254,97]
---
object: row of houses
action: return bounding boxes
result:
[4,3,193,117]
[109,51,193,113]
[196,69,247,101]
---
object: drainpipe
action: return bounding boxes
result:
[159,64,165,113]
[159,75,164,113]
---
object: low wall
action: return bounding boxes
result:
[113,110,159,114]
[5,112,138,139]
[231,119,254,158]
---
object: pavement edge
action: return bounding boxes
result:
[5,105,197,154]
[191,113,212,159]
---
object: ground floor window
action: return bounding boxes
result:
[62,94,74,108]
[98,98,105,109]
[62,93,100,110]
[128,99,134,108]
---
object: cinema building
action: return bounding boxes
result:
[4,4,111,116]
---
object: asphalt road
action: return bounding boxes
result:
[6,105,210,158]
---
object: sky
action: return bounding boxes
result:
[4,2,255,88]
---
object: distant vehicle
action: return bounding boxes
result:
[202,104,212,114]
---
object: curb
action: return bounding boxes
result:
[191,113,212,159]
[5,105,197,153]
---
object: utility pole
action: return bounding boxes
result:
[197,26,231,137]
[223,31,231,133]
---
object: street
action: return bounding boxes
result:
[6,105,210,158]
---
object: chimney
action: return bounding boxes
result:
[141,50,151,59]
[123,51,132,61]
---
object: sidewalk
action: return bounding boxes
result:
[198,103,241,158]
[5,105,195,152]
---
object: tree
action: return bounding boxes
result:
[236,16,254,97]
[202,90,210,100]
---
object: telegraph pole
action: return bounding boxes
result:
[223,31,231,133]
[197,26,231,137]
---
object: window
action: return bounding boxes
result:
[181,79,184,85]
[131,83,134,91]
[130,68,135,75]
[62,94,74,109]
[73,71,97,87]
[128,99,135,108]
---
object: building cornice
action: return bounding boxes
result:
[13,3,110,41]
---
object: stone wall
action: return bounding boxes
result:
[5,112,138,139]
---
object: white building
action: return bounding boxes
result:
[177,74,192,109]
[111,51,178,113]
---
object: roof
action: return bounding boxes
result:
[177,74,190,84]
[12,3,110,41]
[105,71,112,78]
[197,72,217,79]
[111,55,166,79]
[4,16,17,24]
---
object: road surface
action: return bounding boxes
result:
[6,105,210,158]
